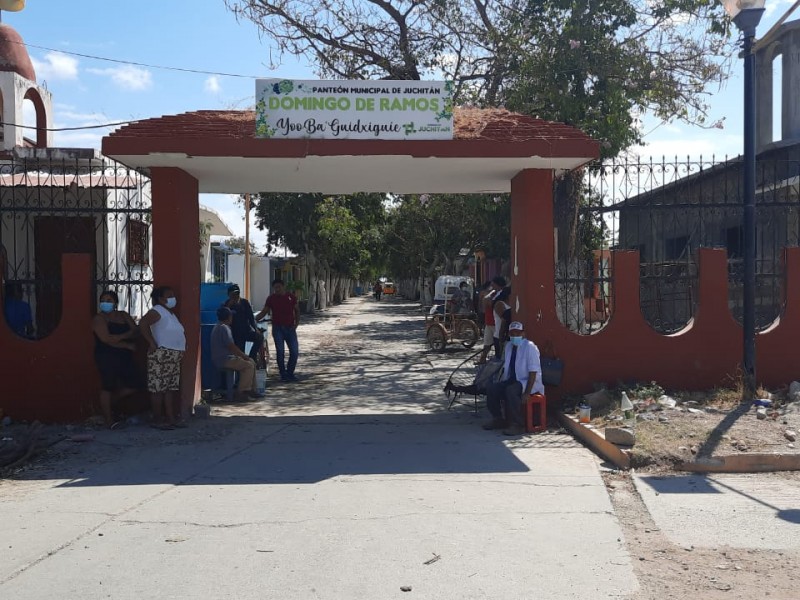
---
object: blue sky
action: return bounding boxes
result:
[8,1,799,250]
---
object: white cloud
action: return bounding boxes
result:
[87,65,153,91]
[31,52,79,81]
[765,0,794,18]
[631,133,742,162]
[52,130,106,148]
[204,75,221,93]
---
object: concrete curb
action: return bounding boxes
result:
[678,453,800,473]
[557,413,631,470]
[559,412,800,473]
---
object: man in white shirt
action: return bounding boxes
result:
[482,321,544,436]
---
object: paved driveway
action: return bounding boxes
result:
[0,296,637,599]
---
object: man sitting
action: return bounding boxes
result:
[448,281,472,314]
[211,307,264,401]
[223,284,264,364]
[482,321,544,436]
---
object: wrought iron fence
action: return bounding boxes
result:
[0,155,152,339]
[556,153,800,334]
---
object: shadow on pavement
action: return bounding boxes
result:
[639,474,800,525]
[22,413,575,488]
[637,474,722,495]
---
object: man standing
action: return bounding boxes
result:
[211,307,264,401]
[476,283,496,364]
[256,279,300,382]
[491,276,511,355]
[482,321,544,436]
[223,284,263,363]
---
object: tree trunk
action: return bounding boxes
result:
[554,172,581,264]
[304,250,315,313]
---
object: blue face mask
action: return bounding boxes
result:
[510,336,523,346]
[165,297,177,309]
[99,302,115,313]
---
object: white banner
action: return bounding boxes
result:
[255,79,454,140]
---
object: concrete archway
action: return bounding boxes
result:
[100,107,599,415]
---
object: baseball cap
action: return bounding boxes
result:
[508,321,524,332]
[227,284,240,294]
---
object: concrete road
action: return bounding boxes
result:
[0,296,637,599]
[634,472,800,551]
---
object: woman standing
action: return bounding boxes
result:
[92,290,142,428]
[139,286,186,429]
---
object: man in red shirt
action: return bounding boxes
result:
[256,279,300,382]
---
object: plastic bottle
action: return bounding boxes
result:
[255,369,267,394]
[621,392,635,425]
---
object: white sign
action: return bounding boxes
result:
[255,79,454,140]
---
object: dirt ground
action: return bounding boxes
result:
[605,470,800,600]
[579,385,800,471]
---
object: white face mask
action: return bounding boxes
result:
[165,297,177,309]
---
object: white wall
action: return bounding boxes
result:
[227,254,270,308]
[228,253,245,292]
[250,256,271,309]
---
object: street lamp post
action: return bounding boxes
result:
[721,0,765,399]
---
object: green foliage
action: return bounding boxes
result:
[620,380,667,401]
[229,0,733,157]
[224,236,257,253]
[286,279,306,297]
[252,192,387,279]
[231,0,733,275]
[504,0,731,158]
[383,193,510,279]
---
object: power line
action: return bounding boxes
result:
[20,39,267,79]
[0,119,144,131]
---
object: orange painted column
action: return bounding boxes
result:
[150,167,201,416]
[510,169,556,331]
[0,254,96,422]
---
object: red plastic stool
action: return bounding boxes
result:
[525,393,547,433]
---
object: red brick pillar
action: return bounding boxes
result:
[510,169,555,331]
[150,167,200,417]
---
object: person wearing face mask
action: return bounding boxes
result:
[481,321,544,436]
[140,286,187,429]
[92,290,142,428]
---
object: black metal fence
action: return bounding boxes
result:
[0,155,152,339]
[556,153,800,334]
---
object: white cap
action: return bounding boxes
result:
[508,321,524,332]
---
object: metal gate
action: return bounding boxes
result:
[556,153,800,334]
[0,155,152,338]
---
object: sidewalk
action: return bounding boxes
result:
[0,295,637,599]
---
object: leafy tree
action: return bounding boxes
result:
[252,191,386,280]
[224,235,258,253]
[383,193,509,285]
[228,0,732,264]
[226,0,731,154]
